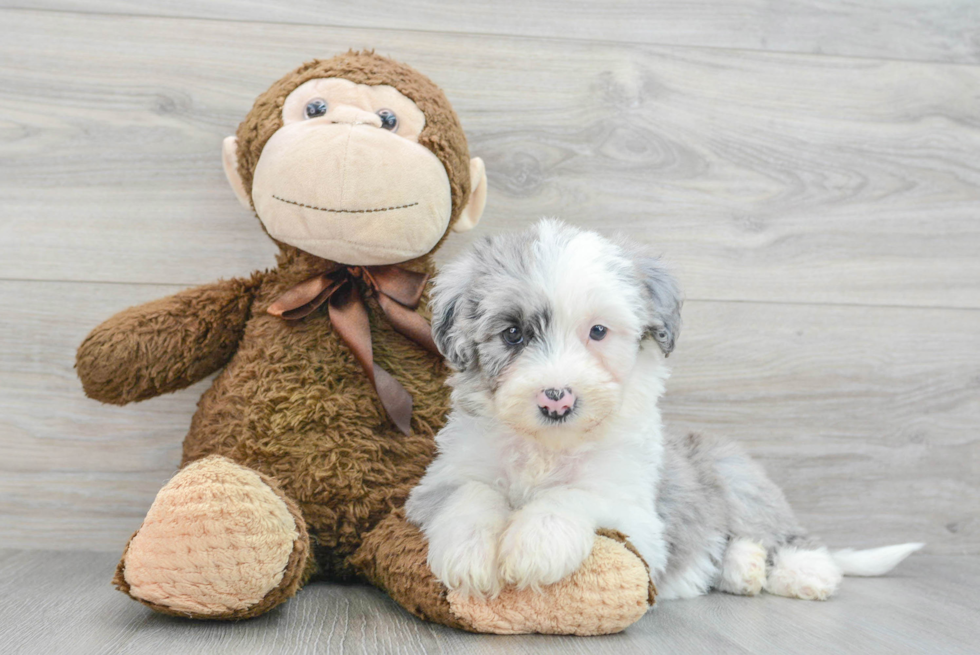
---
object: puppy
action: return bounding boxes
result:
[406,219,921,602]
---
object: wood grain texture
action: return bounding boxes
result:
[2,10,980,308]
[0,549,977,654]
[2,280,976,554]
[3,1,980,64]
[0,0,978,586]
[0,281,202,550]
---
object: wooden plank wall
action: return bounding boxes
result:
[0,4,977,554]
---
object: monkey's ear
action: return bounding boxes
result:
[453,157,487,233]
[634,253,683,356]
[222,136,252,211]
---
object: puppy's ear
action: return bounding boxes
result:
[430,261,475,371]
[634,254,683,356]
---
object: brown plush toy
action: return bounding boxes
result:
[76,51,654,635]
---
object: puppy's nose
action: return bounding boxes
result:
[537,388,576,420]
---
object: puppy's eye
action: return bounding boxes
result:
[502,326,524,346]
[377,108,398,131]
[305,98,328,119]
[589,325,608,341]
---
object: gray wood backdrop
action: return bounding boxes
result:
[0,2,977,556]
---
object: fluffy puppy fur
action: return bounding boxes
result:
[406,219,921,603]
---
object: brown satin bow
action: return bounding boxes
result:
[267,265,439,435]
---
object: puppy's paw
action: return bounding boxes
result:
[717,538,767,596]
[498,510,594,590]
[427,523,503,599]
[765,547,842,601]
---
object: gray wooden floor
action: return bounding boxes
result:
[1,0,979,652]
[1,549,977,655]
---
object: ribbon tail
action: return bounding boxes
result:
[376,293,441,355]
[328,285,415,435]
[371,364,413,435]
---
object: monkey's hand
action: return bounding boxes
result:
[76,273,264,405]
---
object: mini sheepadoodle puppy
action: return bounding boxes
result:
[406,219,921,602]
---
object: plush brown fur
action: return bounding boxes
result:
[77,274,264,405]
[76,52,653,633]
[78,52,459,612]
[353,508,475,631]
[78,53,460,586]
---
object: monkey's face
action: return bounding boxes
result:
[224,77,486,265]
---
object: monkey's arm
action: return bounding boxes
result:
[76,273,265,405]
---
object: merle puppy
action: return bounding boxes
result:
[406,219,920,602]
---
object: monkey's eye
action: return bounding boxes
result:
[502,326,524,346]
[589,325,608,341]
[377,108,398,131]
[304,98,328,119]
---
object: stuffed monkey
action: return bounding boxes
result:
[76,51,654,635]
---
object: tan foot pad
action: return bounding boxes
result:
[448,534,654,636]
[118,455,305,618]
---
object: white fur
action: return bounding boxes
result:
[406,219,920,606]
[717,538,768,596]
[832,543,924,576]
[423,481,510,598]
[413,351,672,597]
[409,222,675,596]
[497,496,596,590]
[765,547,842,601]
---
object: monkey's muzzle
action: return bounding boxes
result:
[251,121,452,266]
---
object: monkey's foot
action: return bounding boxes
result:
[354,513,654,636]
[114,455,310,619]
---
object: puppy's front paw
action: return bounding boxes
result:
[718,538,767,596]
[498,510,594,590]
[427,524,503,599]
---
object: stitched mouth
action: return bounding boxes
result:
[273,195,419,214]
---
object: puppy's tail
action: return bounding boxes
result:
[831,542,924,576]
